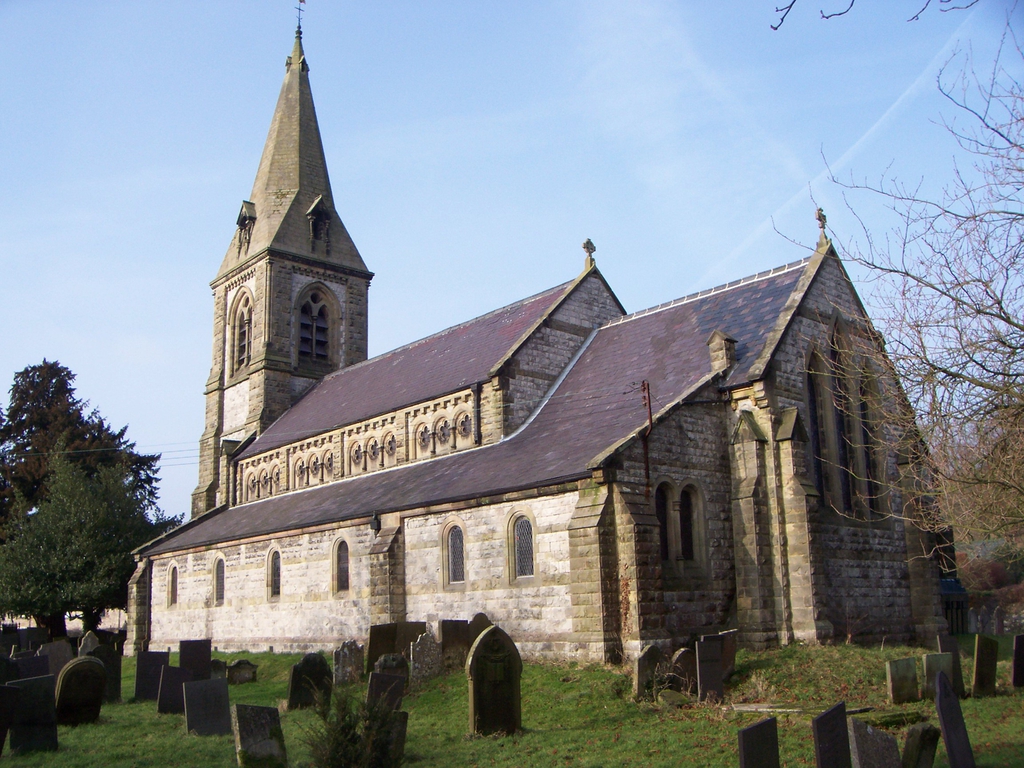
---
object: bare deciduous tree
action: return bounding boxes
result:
[771,0,980,30]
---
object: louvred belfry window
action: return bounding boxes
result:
[299,291,329,361]
[235,296,252,369]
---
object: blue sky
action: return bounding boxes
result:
[0,1,1017,517]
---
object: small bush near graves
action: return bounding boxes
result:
[303,690,399,768]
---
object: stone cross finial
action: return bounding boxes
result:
[815,207,827,233]
[582,238,596,269]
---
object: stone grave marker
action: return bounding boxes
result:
[366,671,405,711]
[15,655,50,681]
[0,635,16,658]
[211,659,227,679]
[886,657,919,704]
[738,716,779,768]
[847,717,900,768]
[374,652,409,681]
[669,647,697,694]
[936,670,975,768]
[366,623,398,673]
[978,607,990,635]
[409,631,442,687]
[967,609,978,634]
[1013,634,1024,688]
[232,704,287,768]
[134,650,170,700]
[439,619,471,669]
[0,685,17,758]
[36,639,74,677]
[11,650,34,660]
[993,606,1004,635]
[87,644,122,702]
[394,621,428,659]
[388,710,409,764]
[921,653,953,701]
[55,656,106,725]
[468,612,493,645]
[633,645,663,701]
[902,722,940,768]
[17,627,47,652]
[287,652,332,710]
[812,701,852,768]
[179,639,213,681]
[227,659,258,684]
[8,674,58,755]
[466,625,522,736]
[697,635,725,702]
[184,677,232,736]
[720,628,739,678]
[333,640,364,685]
[77,631,100,657]
[157,665,193,714]
[937,635,966,698]
[0,655,18,685]
[971,635,998,698]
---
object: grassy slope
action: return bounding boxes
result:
[7,637,1022,767]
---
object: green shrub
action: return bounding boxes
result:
[304,689,402,768]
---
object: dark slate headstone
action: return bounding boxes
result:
[287,652,332,710]
[971,635,998,698]
[334,640,364,685]
[466,625,522,736]
[1013,634,1024,688]
[184,677,232,736]
[394,621,428,659]
[366,672,405,711]
[232,704,287,768]
[227,659,258,684]
[87,644,122,702]
[937,634,966,698]
[440,619,471,669]
[0,655,19,685]
[211,659,227,679]
[17,628,47,652]
[388,710,409,764]
[366,623,398,674]
[0,685,18,758]
[8,675,58,755]
[373,653,409,681]
[921,653,953,701]
[935,670,975,768]
[902,722,940,768]
[633,645,663,701]
[738,716,780,768]
[886,657,919,704]
[179,639,212,681]
[15,655,50,681]
[696,635,725,702]
[811,701,852,768]
[134,650,170,700]
[36,639,74,678]
[77,631,101,657]
[719,628,739,678]
[156,665,193,714]
[468,612,493,645]
[669,647,697,694]
[55,656,106,725]
[847,716,901,768]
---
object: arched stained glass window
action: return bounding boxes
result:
[448,526,465,584]
[679,488,695,561]
[513,517,534,579]
[336,541,350,592]
[269,551,281,599]
[214,559,225,606]
[169,566,178,607]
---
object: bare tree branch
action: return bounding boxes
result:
[822,1,856,21]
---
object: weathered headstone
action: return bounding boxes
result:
[211,659,227,679]
[366,672,405,711]
[287,652,332,710]
[697,635,725,702]
[0,655,18,685]
[993,606,1004,636]
[1013,634,1024,688]
[15,655,50,681]
[720,628,739,678]
[374,652,409,681]
[134,650,170,700]
[937,635,966,699]
[77,631,101,657]
[848,717,901,768]
[0,685,18,758]
[967,609,978,634]
[978,607,990,635]
[55,656,106,725]
[87,644,122,702]
[17,628,47,652]
[333,640,364,685]
[409,631,443,687]
[184,677,232,736]
[669,647,697,694]
[902,722,940,768]
[935,671,975,768]
[439,619,471,669]
[886,657,919,704]
[36,639,74,678]
[812,701,852,768]
[971,635,998,698]
[738,716,780,768]
[466,625,522,736]
[633,645,663,701]
[366,623,398,673]
[388,710,409,764]
[157,665,193,714]
[394,621,428,659]
[8,675,58,755]
[179,639,213,681]
[467,612,493,645]
[227,659,258,685]
[921,653,953,701]
[231,704,287,768]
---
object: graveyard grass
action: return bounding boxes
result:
[8,637,1023,767]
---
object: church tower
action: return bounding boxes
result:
[192,29,372,517]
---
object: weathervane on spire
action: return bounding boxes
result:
[295,0,306,33]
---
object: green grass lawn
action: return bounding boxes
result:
[7,636,1022,767]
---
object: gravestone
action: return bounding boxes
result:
[466,625,522,736]
[0,636,16,658]
[17,628,47,652]
[87,644,122,702]
[366,672,405,711]
[366,623,398,673]
[633,645,663,701]
[15,655,50,681]
[12,650,34,660]
[184,677,232,736]
[388,710,409,764]
[409,631,443,687]
[971,635,998,698]
[77,631,100,657]
[993,606,1004,636]
[374,653,410,681]
[902,722,940,768]
[36,639,74,677]
[468,612,493,645]
[232,704,287,768]
[55,656,106,725]
[395,621,428,659]
[935,671,975,768]
[697,635,725,702]
[134,650,170,700]
[737,716,780,768]
[333,640,363,685]
[847,717,901,768]
[921,653,953,701]
[937,635,966,698]
[287,652,332,710]
[227,659,258,684]
[156,665,193,714]
[8,675,58,755]
[211,659,227,679]
[179,639,212,681]
[439,619,471,669]
[720,628,739,678]
[669,647,697,694]
[1013,634,1024,688]
[978,607,990,635]
[0,685,16,758]
[812,701,852,768]
[886,657,919,704]
[967,609,977,634]
[0,655,18,685]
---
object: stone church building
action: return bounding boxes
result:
[127,31,947,661]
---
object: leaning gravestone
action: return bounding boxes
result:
[886,657,919,704]
[902,722,940,768]
[1013,634,1024,688]
[8,675,58,755]
[921,653,953,701]
[36,639,75,678]
[179,639,213,681]
[738,716,780,768]
[366,672,405,711]
[394,621,428,659]
[184,677,232,736]
[633,645,662,701]
[847,717,901,768]
[812,701,852,768]
[374,653,410,681]
[366,623,398,673]
[15,655,50,681]
[466,625,522,736]
[55,656,106,725]
[937,635,966,698]
[287,652,332,710]
[670,647,697,694]
[227,659,258,684]
[134,650,170,700]
[409,631,443,687]
[971,635,998,698]
[333,640,364,685]
[388,710,409,764]
[468,612,493,645]
[0,685,17,758]
[697,635,725,702]
[936,670,975,768]
[77,631,101,657]
[719,628,739,678]
[211,659,227,679]
[157,665,193,714]
[232,704,287,768]
[439,619,471,669]
[88,644,122,702]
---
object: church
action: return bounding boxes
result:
[127,30,948,661]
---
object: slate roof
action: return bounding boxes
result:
[144,257,811,556]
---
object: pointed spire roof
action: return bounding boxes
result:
[216,29,369,280]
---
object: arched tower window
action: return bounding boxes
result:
[214,558,225,606]
[513,516,534,579]
[679,487,696,562]
[299,291,329,361]
[235,295,252,370]
[168,565,178,607]
[269,551,281,599]
[448,526,465,584]
[654,484,671,561]
[335,540,350,593]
